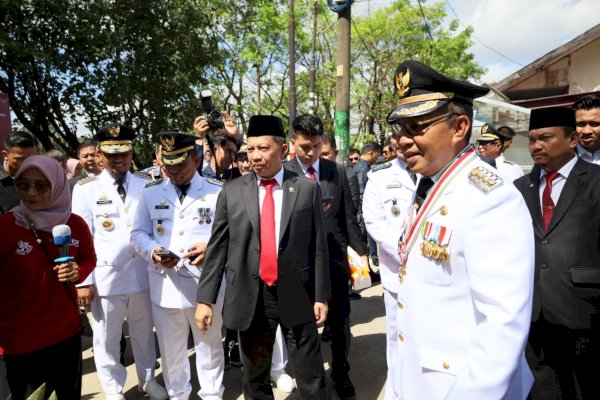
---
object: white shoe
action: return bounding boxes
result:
[138,379,168,400]
[106,394,125,400]
[271,372,296,393]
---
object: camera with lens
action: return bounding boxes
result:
[201,90,224,131]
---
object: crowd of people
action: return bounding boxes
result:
[0,59,599,400]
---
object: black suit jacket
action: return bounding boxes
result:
[0,169,19,214]
[196,169,330,331]
[286,158,368,263]
[514,158,600,329]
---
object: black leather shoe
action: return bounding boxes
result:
[333,375,356,399]
[349,292,362,300]
[369,271,381,283]
[229,340,243,367]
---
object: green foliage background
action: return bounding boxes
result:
[0,0,484,165]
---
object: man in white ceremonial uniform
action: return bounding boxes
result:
[131,132,225,400]
[72,123,167,400]
[386,60,535,400]
[363,149,416,400]
[476,123,524,183]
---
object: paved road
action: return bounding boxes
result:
[81,283,388,400]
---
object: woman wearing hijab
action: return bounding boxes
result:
[0,155,96,400]
[66,158,83,180]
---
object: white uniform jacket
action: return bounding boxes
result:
[396,153,535,400]
[364,158,416,294]
[72,170,149,297]
[130,173,221,309]
[495,154,524,183]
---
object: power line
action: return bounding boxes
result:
[416,0,434,42]
[444,0,524,67]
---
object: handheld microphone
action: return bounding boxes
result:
[52,224,74,263]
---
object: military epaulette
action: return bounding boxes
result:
[205,177,223,186]
[76,175,97,186]
[468,166,503,194]
[144,178,163,188]
[502,159,516,165]
[133,171,152,180]
[371,162,392,173]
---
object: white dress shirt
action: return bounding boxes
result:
[538,154,578,211]
[576,143,600,165]
[297,159,320,181]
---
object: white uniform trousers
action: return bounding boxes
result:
[270,325,288,374]
[91,289,157,394]
[384,288,400,400]
[153,283,225,400]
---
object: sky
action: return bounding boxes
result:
[353,0,600,83]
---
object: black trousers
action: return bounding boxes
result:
[327,256,352,382]
[5,332,82,400]
[238,282,329,400]
[526,316,600,400]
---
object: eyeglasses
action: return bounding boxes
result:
[391,112,454,137]
[14,180,51,193]
[476,141,499,149]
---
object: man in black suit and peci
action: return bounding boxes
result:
[195,115,330,400]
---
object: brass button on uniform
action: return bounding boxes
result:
[440,205,448,216]
[124,208,129,214]
[398,333,404,342]
[443,362,450,370]
[126,223,131,228]
[179,214,184,219]
[397,301,404,309]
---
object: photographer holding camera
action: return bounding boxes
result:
[193,91,242,183]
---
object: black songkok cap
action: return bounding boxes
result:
[387,60,489,124]
[528,107,575,131]
[247,115,286,138]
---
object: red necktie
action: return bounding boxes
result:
[542,172,560,231]
[307,166,317,181]
[260,179,278,285]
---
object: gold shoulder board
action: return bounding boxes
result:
[468,166,503,194]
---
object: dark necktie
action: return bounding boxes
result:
[115,174,126,202]
[260,179,278,286]
[177,183,190,203]
[307,166,317,181]
[415,177,434,209]
[407,166,417,184]
[542,172,560,230]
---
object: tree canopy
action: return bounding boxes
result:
[0,0,484,164]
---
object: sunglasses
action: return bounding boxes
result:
[349,157,359,161]
[476,141,499,149]
[15,180,51,193]
[391,112,455,137]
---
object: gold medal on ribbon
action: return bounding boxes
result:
[440,248,450,263]
[431,243,440,260]
[156,219,165,235]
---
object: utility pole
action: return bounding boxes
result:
[335,5,351,161]
[254,63,261,114]
[308,0,318,114]
[288,0,297,135]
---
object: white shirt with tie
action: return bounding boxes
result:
[538,154,578,213]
